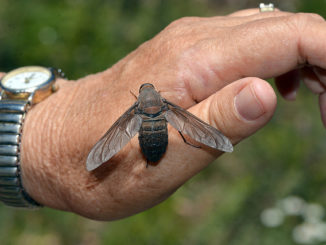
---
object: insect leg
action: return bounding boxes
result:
[178,131,201,148]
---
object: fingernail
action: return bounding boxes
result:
[235,83,265,121]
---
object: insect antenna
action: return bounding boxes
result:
[130,90,138,100]
[178,131,201,148]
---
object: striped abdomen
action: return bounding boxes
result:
[138,118,168,162]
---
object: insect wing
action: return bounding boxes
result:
[164,100,233,152]
[86,103,142,171]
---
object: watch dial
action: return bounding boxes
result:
[1,66,52,91]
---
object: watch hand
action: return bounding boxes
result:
[24,73,35,84]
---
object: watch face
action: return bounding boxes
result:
[0,66,53,92]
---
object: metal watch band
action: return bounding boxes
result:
[0,100,42,208]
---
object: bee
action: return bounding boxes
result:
[86,83,233,171]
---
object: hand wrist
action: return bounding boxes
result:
[20,78,80,210]
[19,68,126,213]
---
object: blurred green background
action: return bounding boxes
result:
[1,0,326,244]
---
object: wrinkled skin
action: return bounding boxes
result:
[9,8,326,220]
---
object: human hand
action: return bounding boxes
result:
[19,8,326,220]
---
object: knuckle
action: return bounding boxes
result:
[283,13,326,48]
[153,18,205,54]
[166,16,201,29]
[303,12,325,22]
[290,12,325,26]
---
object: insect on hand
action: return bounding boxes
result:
[86,83,233,171]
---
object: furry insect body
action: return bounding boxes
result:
[136,84,168,162]
[138,117,168,162]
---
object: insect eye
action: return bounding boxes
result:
[139,83,154,92]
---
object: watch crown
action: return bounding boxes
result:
[52,84,59,92]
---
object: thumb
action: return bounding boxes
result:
[190,77,277,146]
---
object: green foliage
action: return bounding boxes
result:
[1,0,326,244]
[0,0,216,79]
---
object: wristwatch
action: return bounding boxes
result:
[0,66,65,208]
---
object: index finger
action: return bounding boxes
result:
[184,13,326,103]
